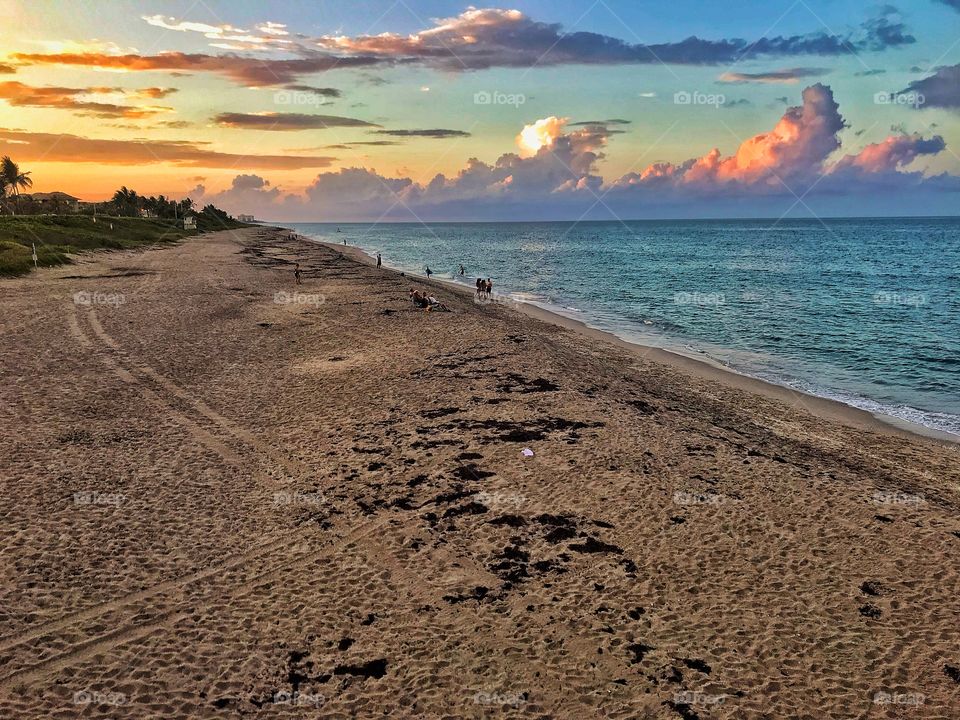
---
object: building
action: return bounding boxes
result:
[22,192,81,213]
[236,214,255,222]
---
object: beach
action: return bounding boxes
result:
[1,225,959,718]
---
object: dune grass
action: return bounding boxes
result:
[0,214,249,277]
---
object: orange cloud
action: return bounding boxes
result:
[0,81,172,118]
[0,129,336,169]
[11,51,380,87]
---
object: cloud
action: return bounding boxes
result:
[934,0,960,12]
[317,6,913,71]
[10,51,382,87]
[0,81,173,118]
[854,68,886,76]
[718,67,829,84]
[13,7,915,88]
[897,63,960,110]
[0,128,336,169]
[0,64,16,74]
[722,98,752,108]
[213,112,380,130]
[201,83,955,221]
[569,119,632,126]
[137,86,178,98]
[373,128,471,139]
[283,84,341,98]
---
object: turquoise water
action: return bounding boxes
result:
[289,218,960,437]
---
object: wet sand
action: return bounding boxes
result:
[1,226,958,719]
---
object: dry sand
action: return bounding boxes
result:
[1,226,958,719]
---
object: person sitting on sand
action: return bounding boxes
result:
[410,289,429,309]
[426,295,451,312]
[294,263,302,285]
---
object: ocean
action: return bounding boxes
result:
[288,218,960,438]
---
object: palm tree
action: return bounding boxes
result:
[1,156,32,214]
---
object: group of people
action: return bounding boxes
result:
[410,289,450,312]
[476,277,494,299]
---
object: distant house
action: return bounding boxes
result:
[23,192,81,213]
[236,214,255,222]
[183,215,196,230]
[139,208,158,218]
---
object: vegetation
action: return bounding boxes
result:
[0,158,252,276]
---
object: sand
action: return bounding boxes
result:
[0,226,958,719]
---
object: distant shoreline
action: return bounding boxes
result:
[310,234,959,447]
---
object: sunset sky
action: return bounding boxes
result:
[1,0,958,220]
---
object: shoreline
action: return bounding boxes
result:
[312,236,958,446]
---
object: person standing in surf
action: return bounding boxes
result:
[377,253,382,269]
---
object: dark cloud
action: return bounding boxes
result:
[722,98,752,108]
[374,129,471,138]
[719,67,829,84]
[0,128,336,169]
[284,84,341,98]
[569,119,631,126]
[854,69,886,76]
[0,64,16,74]
[934,0,960,11]
[214,112,381,130]
[897,63,960,110]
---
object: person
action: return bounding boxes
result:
[426,294,451,312]
[377,252,382,269]
[410,289,429,308]
[294,263,302,285]
[458,264,465,276]
[343,237,347,246]
[475,278,483,298]
[425,266,433,279]
[485,278,493,297]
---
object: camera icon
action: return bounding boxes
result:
[474,90,492,105]
[674,91,692,105]
[73,291,91,305]
[273,291,290,304]
[873,92,891,105]
[273,90,292,105]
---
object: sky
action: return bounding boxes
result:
[0,0,958,220]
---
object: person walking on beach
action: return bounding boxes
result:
[425,266,433,279]
[377,253,382,269]
[294,263,302,285]
[475,277,483,299]
[458,264,465,277]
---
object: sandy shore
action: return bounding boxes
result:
[1,226,958,719]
